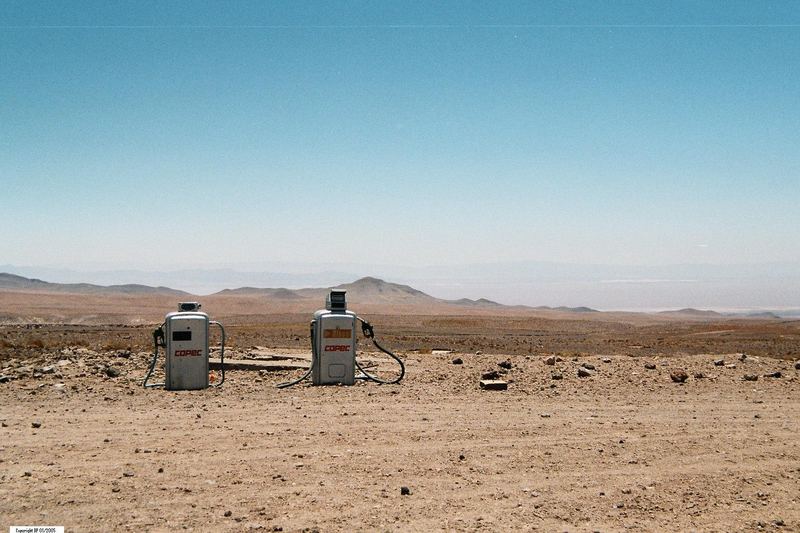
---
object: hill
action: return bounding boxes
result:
[0,272,189,296]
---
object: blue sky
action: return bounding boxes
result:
[2,1,799,272]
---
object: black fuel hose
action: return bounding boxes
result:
[143,323,166,388]
[355,317,405,385]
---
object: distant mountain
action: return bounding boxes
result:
[535,305,599,313]
[658,308,723,318]
[0,272,189,296]
[450,297,503,307]
[215,287,304,299]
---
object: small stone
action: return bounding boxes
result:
[481,370,500,380]
[540,413,551,418]
[224,510,232,517]
[111,487,120,493]
[795,361,800,370]
[158,467,164,473]
[23,471,32,477]
[670,370,688,383]
[644,363,656,370]
[498,360,513,370]
[551,372,563,380]
[764,371,781,378]
[475,351,482,355]
[739,353,748,362]
[693,372,705,379]
[40,365,55,374]
[458,454,465,461]
[743,374,758,381]
[602,358,611,363]
[577,367,593,378]
[451,358,463,365]
[714,359,725,366]
[400,486,411,496]
[0,375,10,383]
[773,518,785,527]
[116,350,131,358]
[544,356,556,366]
[122,471,134,477]
[31,421,41,428]
[105,366,121,378]
[725,364,737,369]
[479,379,508,391]
[581,362,595,370]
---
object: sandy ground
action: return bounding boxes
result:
[1,325,799,532]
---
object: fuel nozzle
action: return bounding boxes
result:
[360,319,374,339]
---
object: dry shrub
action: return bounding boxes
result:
[26,337,45,349]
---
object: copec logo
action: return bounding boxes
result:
[324,345,350,352]
[174,349,202,357]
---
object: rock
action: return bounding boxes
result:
[795,361,800,370]
[773,519,785,527]
[116,350,132,358]
[714,359,725,366]
[540,413,551,418]
[670,370,689,383]
[644,363,656,370]
[53,383,66,391]
[498,360,513,370]
[451,357,463,365]
[31,421,41,428]
[224,510,232,517]
[764,371,782,378]
[23,471,32,477]
[122,471,134,477]
[577,367,593,378]
[475,351,482,355]
[725,364,737,369]
[602,358,612,363]
[481,370,500,380]
[0,375,10,383]
[40,366,55,374]
[105,366,121,378]
[544,356,556,366]
[582,362,595,370]
[400,486,411,496]
[739,353,747,362]
[551,372,563,380]
[743,374,759,381]
[480,379,508,391]
[693,372,705,379]
[458,454,465,461]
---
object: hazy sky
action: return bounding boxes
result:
[2,1,799,270]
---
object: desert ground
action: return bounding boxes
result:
[1,288,799,532]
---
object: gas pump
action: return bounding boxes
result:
[278,290,405,388]
[143,302,226,390]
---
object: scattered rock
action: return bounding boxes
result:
[670,370,689,383]
[544,356,556,366]
[602,358,612,363]
[224,510,232,517]
[581,362,595,370]
[481,370,500,380]
[725,364,737,369]
[714,359,725,366]
[105,366,121,378]
[693,372,705,379]
[795,361,800,370]
[475,351,482,356]
[451,358,463,365]
[23,471,32,477]
[540,413,551,418]
[764,371,782,378]
[551,372,563,380]
[644,363,656,370]
[458,454,465,461]
[400,486,411,496]
[498,360,513,370]
[40,365,55,374]
[116,350,132,358]
[0,375,10,383]
[122,471,134,477]
[743,374,759,382]
[577,367,593,378]
[31,421,41,428]
[739,353,748,362]
[773,519,785,527]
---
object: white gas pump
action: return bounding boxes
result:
[278,290,405,388]
[143,302,226,390]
